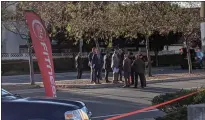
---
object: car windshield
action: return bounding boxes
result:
[1,89,21,100]
[1,89,13,97]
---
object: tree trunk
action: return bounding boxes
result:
[28,46,35,85]
[95,38,100,52]
[186,40,192,74]
[146,35,152,77]
[187,47,192,74]
[154,51,159,67]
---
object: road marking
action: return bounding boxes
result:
[91,109,159,119]
[69,99,104,104]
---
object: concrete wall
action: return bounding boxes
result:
[188,104,205,120]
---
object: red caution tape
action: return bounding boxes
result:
[105,89,205,120]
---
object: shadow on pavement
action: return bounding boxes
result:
[148,76,205,84]
[17,90,165,120]
[136,86,181,94]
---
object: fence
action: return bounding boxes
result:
[2,51,180,60]
[1,53,88,60]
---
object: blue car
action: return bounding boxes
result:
[2,89,92,120]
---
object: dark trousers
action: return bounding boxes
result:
[94,68,101,83]
[99,68,103,80]
[131,68,135,84]
[124,72,130,86]
[77,68,82,79]
[90,67,95,82]
[134,72,146,87]
[118,68,123,81]
[105,69,109,81]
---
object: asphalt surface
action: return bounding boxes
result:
[10,78,205,120]
[1,67,202,83]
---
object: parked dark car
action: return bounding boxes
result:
[2,89,92,120]
[179,48,203,69]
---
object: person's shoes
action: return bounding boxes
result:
[96,81,101,84]
[106,80,111,83]
[133,86,138,88]
[123,85,128,88]
[130,83,134,85]
[113,81,118,84]
[141,86,145,88]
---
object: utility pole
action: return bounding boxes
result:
[79,39,83,53]
[200,2,205,52]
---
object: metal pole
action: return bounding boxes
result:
[201,2,205,52]
[79,39,83,53]
[200,2,205,18]
[28,44,35,85]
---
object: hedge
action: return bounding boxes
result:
[152,88,205,120]
[2,54,181,75]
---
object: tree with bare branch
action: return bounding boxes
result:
[2,1,35,85]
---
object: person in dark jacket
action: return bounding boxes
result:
[88,47,96,83]
[128,52,135,85]
[123,54,131,87]
[92,49,103,84]
[103,51,111,83]
[99,50,104,80]
[132,54,146,88]
[118,49,124,81]
[139,54,147,87]
[75,52,83,79]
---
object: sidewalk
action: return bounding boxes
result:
[2,69,205,90]
[54,72,205,89]
[2,66,197,84]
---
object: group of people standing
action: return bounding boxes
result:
[75,47,147,88]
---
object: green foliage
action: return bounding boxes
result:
[15,2,200,40]
[152,88,205,120]
[2,1,200,48]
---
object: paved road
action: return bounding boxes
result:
[10,78,205,120]
[2,67,203,83]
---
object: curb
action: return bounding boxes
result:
[54,83,124,89]
[3,76,205,90]
[147,76,205,84]
[55,76,205,89]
